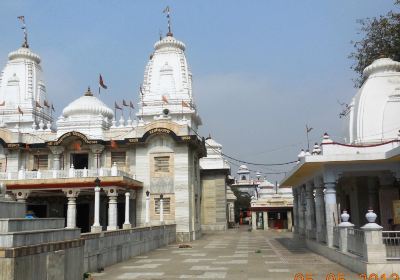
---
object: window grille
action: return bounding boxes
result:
[34,155,48,170]
[154,156,170,173]
[111,152,126,167]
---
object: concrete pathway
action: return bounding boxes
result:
[92,228,359,280]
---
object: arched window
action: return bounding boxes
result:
[241,175,246,180]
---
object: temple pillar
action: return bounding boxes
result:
[305,181,316,239]
[379,174,397,230]
[145,190,150,225]
[49,146,64,170]
[292,188,299,233]
[12,190,30,204]
[314,177,326,243]
[251,211,257,230]
[287,210,292,231]
[324,181,338,247]
[263,211,268,230]
[159,194,164,224]
[123,191,132,229]
[91,185,102,232]
[105,187,118,231]
[298,185,306,235]
[90,144,105,169]
[63,189,80,228]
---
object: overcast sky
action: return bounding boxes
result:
[0,1,396,182]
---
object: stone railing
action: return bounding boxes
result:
[0,164,135,181]
[382,231,400,260]
[347,228,364,256]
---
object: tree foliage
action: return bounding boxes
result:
[349,4,400,87]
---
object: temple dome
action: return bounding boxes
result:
[62,88,113,119]
[344,57,400,143]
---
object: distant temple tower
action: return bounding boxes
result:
[0,21,53,132]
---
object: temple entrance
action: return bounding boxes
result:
[71,153,89,169]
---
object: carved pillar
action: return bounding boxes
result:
[367,177,380,222]
[90,144,105,169]
[49,146,65,170]
[123,191,132,229]
[292,188,299,234]
[314,177,326,243]
[145,190,150,225]
[12,190,30,203]
[159,194,164,224]
[91,186,102,232]
[63,189,80,228]
[105,187,118,231]
[324,181,337,247]
[305,181,316,239]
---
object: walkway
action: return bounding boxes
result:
[92,228,359,280]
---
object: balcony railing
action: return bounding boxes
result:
[382,231,400,260]
[0,164,135,181]
[347,228,364,257]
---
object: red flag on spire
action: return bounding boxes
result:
[99,74,107,89]
[162,95,169,104]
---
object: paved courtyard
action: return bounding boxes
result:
[92,228,359,280]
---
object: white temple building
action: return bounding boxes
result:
[0,22,240,245]
[281,57,400,273]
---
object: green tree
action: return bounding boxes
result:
[349,3,400,87]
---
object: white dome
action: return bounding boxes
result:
[62,88,114,119]
[344,58,400,143]
[8,47,41,64]
[237,164,249,174]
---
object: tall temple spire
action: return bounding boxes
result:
[163,6,173,37]
[17,16,29,48]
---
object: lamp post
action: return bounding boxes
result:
[145,190,150,225]
[160,193,164,224]
[91,177,102,233]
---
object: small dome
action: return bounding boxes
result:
[62,88,114,119]
[205,137,222,149]
[237,164,250,174]
[239,164,248,170]
[8,47,40,64]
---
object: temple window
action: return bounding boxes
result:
[154,156,170,173]
[154,197,170,214]
[111,152,126,167]
[34,154,48,170]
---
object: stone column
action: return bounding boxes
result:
[314,177,326,243]
[123,192,132,229]
[305,181,316,239]
[229,202,235,223]
[298,186,306,235]
[90,144,105,169]
[159,194,164,224]
[105,187,118,231]
[324,181,338,247]
[145,190,150,225]
[251,211,257,230]
[49,146,64,170]
[91,185,102,232]
[287,210,293,231]
[292,188,299,234]
[63,189,80,228]
[263,211,269,230]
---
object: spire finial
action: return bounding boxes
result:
[85,86,93,96]
[163,6,173,37]
[17,16,29,48]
